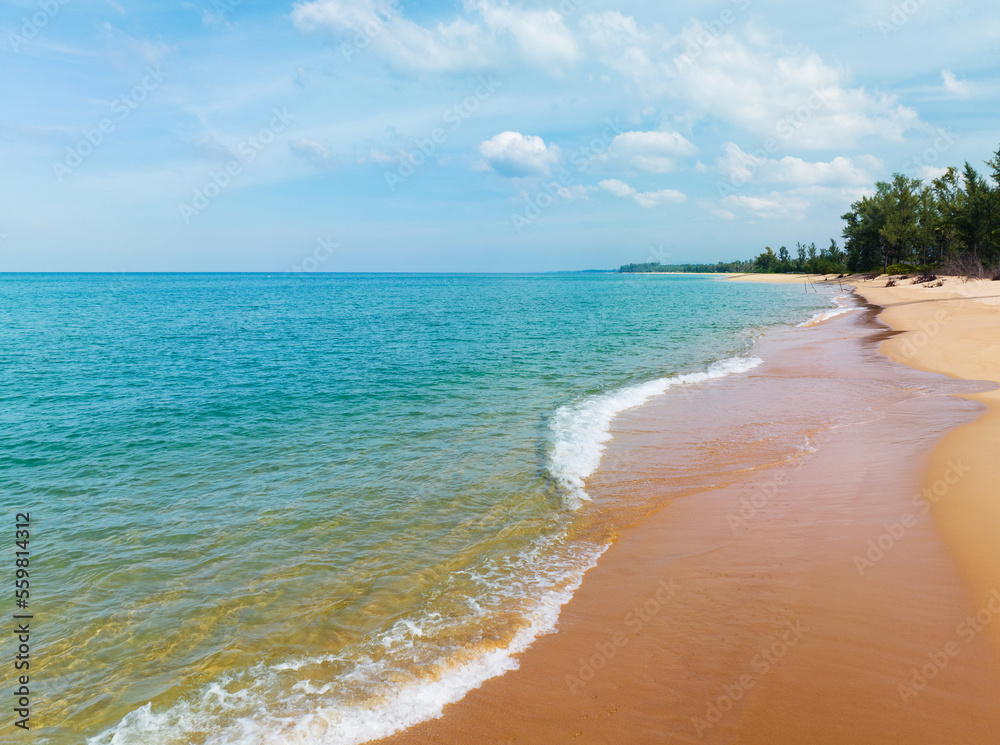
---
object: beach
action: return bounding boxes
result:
[376,276,1000,744]
[15,274,1000,744]
[11,273,844,744]
[850,276,1000,656]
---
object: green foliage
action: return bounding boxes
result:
[884,263,925,275]
[841,142,1000,273]
[619,141,1000,276]
[617,260,755,273]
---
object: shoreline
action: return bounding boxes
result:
[374,288,1000,744]
[849,276,1000,654]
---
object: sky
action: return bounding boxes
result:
[1,0,998,272]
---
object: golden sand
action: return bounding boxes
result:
[374,291,1000,745]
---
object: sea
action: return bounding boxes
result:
[0,273,839,744]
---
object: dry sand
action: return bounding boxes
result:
[727,273,831,284]
[374,284,1000,745]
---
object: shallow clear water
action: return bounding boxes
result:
[0,273,835,744]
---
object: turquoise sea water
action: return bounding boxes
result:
[0,273,836,744]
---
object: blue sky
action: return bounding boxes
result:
[1,0,997,271]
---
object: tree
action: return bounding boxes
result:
[842,195,885,272]
[930,167,964,263]
[878,174,924,271]
[957,162,998,263]
[828,239,843,264]
[754,246,779,272]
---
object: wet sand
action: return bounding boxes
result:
[376,294,1000,744]
[852,276,1000,656]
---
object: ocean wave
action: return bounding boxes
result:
[88,536,607,745]
[796,294,857,328]
[548,355,764,509]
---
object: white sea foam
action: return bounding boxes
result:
[548,355,764,508]
[797,294,857,328]
[89,536,607,745]
[92,354,769,745]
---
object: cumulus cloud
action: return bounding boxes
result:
[715,143,879,187]
[605,129,698,173]
[477,131,560,177]
[582,12,922,148]
[941,70,972,99]
[598,178,685,207]
[290,139,337,169]
[673,23,919,147]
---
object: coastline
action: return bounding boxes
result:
[374,287,1000,744]
[849,276,1000,654]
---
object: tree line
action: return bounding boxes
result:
[618,143,1000,276]
[840,145,1000,273]
[617,260,754,273]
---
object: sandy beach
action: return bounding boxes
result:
[850,275,1000,655]
[374,277,1000,745]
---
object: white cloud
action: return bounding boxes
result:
[715,181,868,221]
[715,143,879,187]
[606,129,698,173]
[477,131,560,177]
[202,8,231,27]
[189,136,237,162]
[367,148,395,165]
[918,165,951,181]
[512,183,595,208]
[290,139,336,169]
[941,70,972,99]
[469,0,580,71]
[696,199,735,221]
[584,14,921,148]
[599,178,685,207]
[290,0,387,31]
[581,11,654,85]
[292,0,487,72]
[722,192,810,219]
[291,0,580,74]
